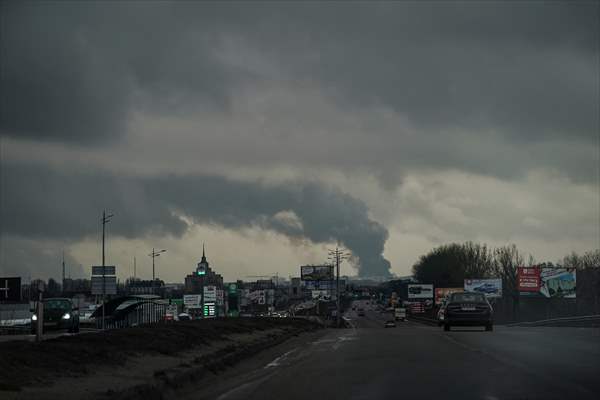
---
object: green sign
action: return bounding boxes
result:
[228,283,237,294]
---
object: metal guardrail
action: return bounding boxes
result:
[506,315,600,327]
[0,326,30,335]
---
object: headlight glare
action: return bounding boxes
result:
[62,313,71,320]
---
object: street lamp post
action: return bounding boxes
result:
[149,248,167,282]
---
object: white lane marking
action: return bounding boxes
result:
[215,374,272,400]
[264,347,299,368]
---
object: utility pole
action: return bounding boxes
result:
[101,210,114,330]
[149,248,167,289]
[62,250,65,294]
[328,246,350,328]
[133,256,136,280]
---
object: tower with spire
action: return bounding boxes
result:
[196,243,209,275]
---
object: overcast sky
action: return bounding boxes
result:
[1,1,598,282]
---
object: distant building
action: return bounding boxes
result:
[184,245,223,294]
[62,278,92,296]
[289,277,303,300]
[126,279,165,296]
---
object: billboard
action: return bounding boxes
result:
[301,265,334,281]
[203,286,217,302]
[518,267,576,298]
[0,277,21,302]
[464,278,502,298]
[305,280,334,290]
[518,266,541,292]
[183,294,202,308]
[540,268,576,298]
[434,287,464,305]
[248,290,266,304]
[408,284,434,299]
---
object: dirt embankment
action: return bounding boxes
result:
[0,318,322,398]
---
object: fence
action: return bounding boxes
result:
[96,300,168,329]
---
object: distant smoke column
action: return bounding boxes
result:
[338,219,391,277]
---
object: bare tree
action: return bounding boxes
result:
[492,244,524,321]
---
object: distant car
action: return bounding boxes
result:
[178,313,191,321]
[440,292,493,332]
[31,298,80,334]
[384,320,396,328]
[472,283,498,294]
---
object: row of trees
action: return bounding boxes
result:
[411,242,599,292]
[410,243,600,319]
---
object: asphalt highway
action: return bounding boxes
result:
[186,300,600,400]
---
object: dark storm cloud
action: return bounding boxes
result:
[0,162,391,277]
[0,2,250,144]
[0,235,84,280]
[1,2,596,146]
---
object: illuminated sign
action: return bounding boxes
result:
[203,302,216,317]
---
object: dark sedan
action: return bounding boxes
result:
[31,298,80,334]
[438,292,493,331]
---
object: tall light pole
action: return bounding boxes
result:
[328,246,350,328]
[101,210,114,330]
[149,248,167,282]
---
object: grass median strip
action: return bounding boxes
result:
[0,318,322,394]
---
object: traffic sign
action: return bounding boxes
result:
[92,266,116,276]
[0,277,21,302]
[91,276,117,295]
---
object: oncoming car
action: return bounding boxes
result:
[384,320,396,328]
[438,292,493,332]
[31,298,80,334]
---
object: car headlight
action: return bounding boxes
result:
[31,314,37,321]
[62,313,71,320]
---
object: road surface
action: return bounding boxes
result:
[183,300,600,400]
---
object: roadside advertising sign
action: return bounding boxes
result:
[540,268,576,298]
[301,265,334,281]
[518,266,576,298]
[464,279,502,298]
[407,284,434,299]
[203,286,217,302]
[165,304,178,320]
[518,266,541,293]
[435,288,464,305]
[248,290,266,304]
[305,280,334,290]
[183,294,202,308]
